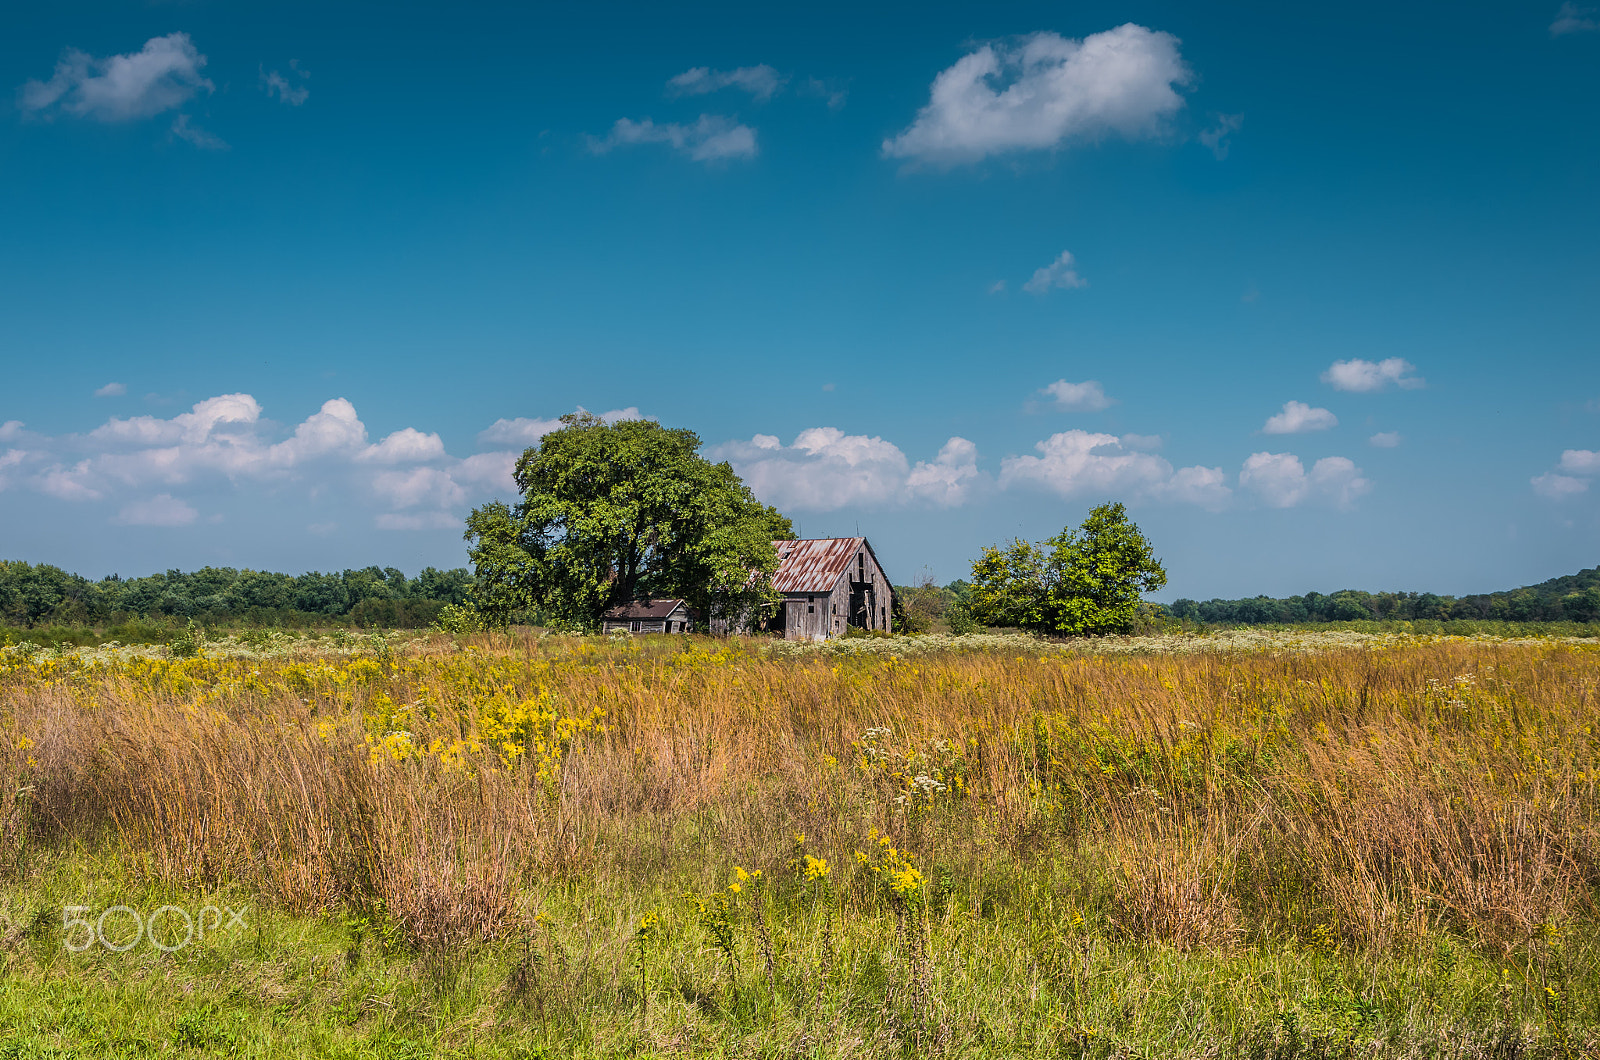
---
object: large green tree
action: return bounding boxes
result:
[463,413,794,630]
[969,502,1167,636]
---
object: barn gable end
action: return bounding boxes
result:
[768,537,892,641]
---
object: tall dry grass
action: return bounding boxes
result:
[1,635,1596,962]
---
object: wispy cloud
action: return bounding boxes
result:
[94,382,126,398]
[376,512,460,531]
[1369,431,1403,448]
[589,115,758,162]
[1551,2,1600,35]
[667,64,783,101]
[114,493,197,527]
[20,33,212,122]
[1199,112,1243,159]
[477,408,646,448]
[883,24,1191,165]
[1262,400,1337,435]
[1023,250,1088,293]
[260,60,310,106]
[171,113,227,150]
[799,77,849,110]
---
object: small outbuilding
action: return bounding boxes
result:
[767,537,892,640]
[600,598,693,635]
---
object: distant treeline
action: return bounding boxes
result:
[7,556,1599,634]
[1166,566,1600,625]
[0,560,474,629]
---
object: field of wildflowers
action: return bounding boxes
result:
[1,629,1597,1057]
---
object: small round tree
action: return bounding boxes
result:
[969,502,1167,636]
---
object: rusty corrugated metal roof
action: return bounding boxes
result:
[771,538,864,594]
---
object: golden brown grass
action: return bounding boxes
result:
[4,634,1596,950]
[1,632,1597,1055]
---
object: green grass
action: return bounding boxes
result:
[5,634,1598,1057]
[2,849,1592,1059]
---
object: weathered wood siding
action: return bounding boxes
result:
[781,540,891,640]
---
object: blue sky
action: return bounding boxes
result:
[1,0,1597,600]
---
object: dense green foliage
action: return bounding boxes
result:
[968,503,1167,635]
[0,559,472,629]
[892,577,977,634]
[1168,564,1600,626]
[464,413,794,630]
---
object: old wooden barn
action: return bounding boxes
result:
[767,537,892,640]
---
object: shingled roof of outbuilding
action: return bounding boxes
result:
[600,598,689,620]
[770,537,876,594]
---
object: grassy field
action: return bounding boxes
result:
[1,629,1597,1058]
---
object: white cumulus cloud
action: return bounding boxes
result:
[1239,452,1370,509]
[1369,431,1403,448]
[0,449,26,493]
[1532,473,1589,499]
[1157,465,1233,509]
[20,33,212,122]
[0,393,627,532]
[453,451,519,494]
[882,24,1191,165]
[113,493,198,527]
[1558,449,1600,475]
[94,382,126,398]
[905,437,982,507]
[715,428,911,510]
[360,428,447,465]
[667,65,783,100]
[265,398,367,467]
[1041,379,1111,410]
[1531,448,1600,500]
[91,392,261,447]
[372,466,466,510]
[590,115,758,162]
[1024,250,1088,293]
[1000,429,1229,508]
[1263,401,1338,435]
[37,460,102,501]
[712,429,986,511]
[1321,357,1424,393]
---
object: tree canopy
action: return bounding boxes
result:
[968,502,1167,636]
[0,560,471,629]
[463,413,794,630]
[1166,566,1600,626]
